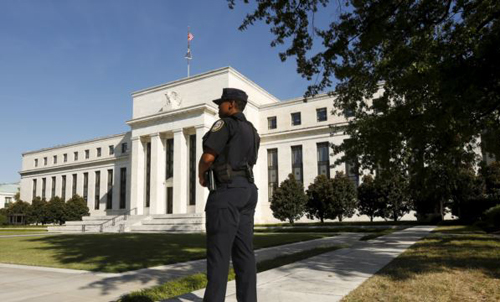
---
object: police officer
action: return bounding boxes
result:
[198,88,260,302]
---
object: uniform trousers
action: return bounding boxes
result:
[204,177,258,302]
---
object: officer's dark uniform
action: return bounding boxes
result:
[202,88,260,302]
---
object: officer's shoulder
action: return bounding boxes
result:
[210,118,231,133]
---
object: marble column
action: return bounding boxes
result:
[150,133,166,215]
[130,136,145,215]
[195,125,211,213]
[173,128,188,214]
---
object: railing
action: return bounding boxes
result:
[81,208,138,233]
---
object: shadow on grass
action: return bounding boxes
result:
[27,233,208,273]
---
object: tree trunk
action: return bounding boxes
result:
[320,216,324,223]
[338,216,343,222]
[370,216,374,222]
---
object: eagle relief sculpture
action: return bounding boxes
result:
[160,91,182,112]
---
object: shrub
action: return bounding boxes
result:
[270,173,307,224]
[357,175,384,222]
[28,197,50,225]
[306,174,334,223]
[46,196,66,225]
[329,172,357,222]
[65,195,90,221]
[484,205,500,229]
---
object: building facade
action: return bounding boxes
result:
[0,183,19,209]
[19,67,386,223]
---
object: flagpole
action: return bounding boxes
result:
[186,26,193,77]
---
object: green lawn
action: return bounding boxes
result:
[342,225,500,301]
[0,232,334,273]
[0,229,48,236]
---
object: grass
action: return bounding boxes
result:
[0,225,48,228]
[0,232,336,273]
[256,221,422,227]
[120,245,346,302]
[0,229,48,236]
[255,226,405,234]
[342,225,500,301]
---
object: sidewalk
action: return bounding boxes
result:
[0,233,363,302]
[166,225,436,302]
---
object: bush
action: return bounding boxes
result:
[28,197,50,225]
[329,172,357,222]
[357,175,384,222]
[0,213,7,225]
[65,195,90,221]
[305,174,334,223]
[375,172,411,222]
[484,205,500,229]
[270,173,307,224]
[46,196,66,225]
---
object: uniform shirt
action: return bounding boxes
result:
[202,112,260,170]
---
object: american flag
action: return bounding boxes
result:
[188,32,194,41]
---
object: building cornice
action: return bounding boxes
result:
[260,92,333,110]
[22,132,130,156]
[131,66,280,104]
[19,154,129,177]
[126,104,218,126]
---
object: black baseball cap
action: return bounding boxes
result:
[213,88,248,105]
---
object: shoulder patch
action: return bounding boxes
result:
[211,120,225,132]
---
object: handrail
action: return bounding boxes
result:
[97,208,138,232]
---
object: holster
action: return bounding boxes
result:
[204,168,217,191]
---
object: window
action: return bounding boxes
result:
[267,149,278,201]
[317,108,327,122]
[63,153,67,163]
[32,179,37,200]
[166,138,174,179]
[107,169,113,210]
[34,159,38,167]
[85,150,90,159]
[189,135,197,206]
[95,171,100,210]
[291,146,303,183]
[51,176,56,199]
[5,197,12,206]
[344,108,355,118]
[83,172,88,202]
[268,116,277,129]
[97,147,101,157]
[53,155,57,164]
[74,152,78,161]
[317,142,330,178]
[346,158,360,187]
[61,175,66,201]
[120,168,126,209]
[145,142,151,208]
[42,178,46,200]
[109,145,114,155]
[72,174,77,197]
[291,112,301,126]
[44,157,47,166]
[122,143,128,153]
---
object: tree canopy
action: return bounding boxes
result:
[229,0,500,217]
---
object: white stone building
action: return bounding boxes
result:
[19,67,399,224]
[0,183,19,209]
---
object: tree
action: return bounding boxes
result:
[65,195,90,222]
[5,200,31,225]
[28,197,50,225]
[329,172,357,222]
[270,173,307,224]
[46,196,66,225]
[357,175,383,222]
[229,0,500,218]
[306,174,334,223]
[375,172,411,222]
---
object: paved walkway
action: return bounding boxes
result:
[166,225,436,302]
[0,233,363,302]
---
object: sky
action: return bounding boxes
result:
[0,0,334,184]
